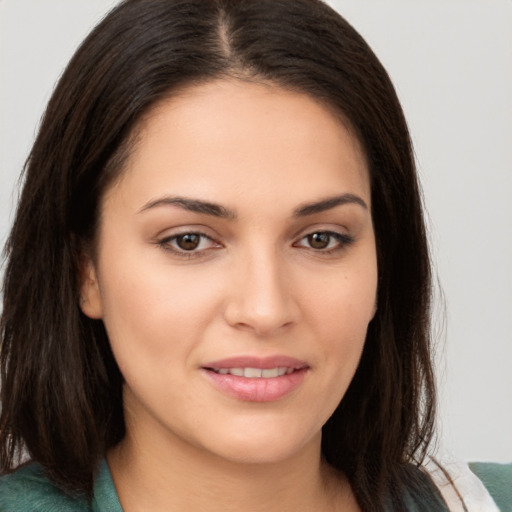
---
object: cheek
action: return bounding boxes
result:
[303,261,377,391]
[307,264,377,339]
[96,253,224,372]
[288,276,375,437]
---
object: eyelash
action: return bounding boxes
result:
[294,231,354,255]
[156,230,354,258]
[157,232,220,259]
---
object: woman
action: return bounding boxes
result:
[0,1,501,510]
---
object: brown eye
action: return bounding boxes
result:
[176,233,201,251]
[295,231,353,253]
[307,232,331,249]
[158,231,221,256]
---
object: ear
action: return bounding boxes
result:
[79,256,103,319]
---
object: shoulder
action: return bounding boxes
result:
[469,462,512,512]
[424,459,502,512]
[0,463,90,512]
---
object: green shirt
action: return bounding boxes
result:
[470,462,512,512]
[0,460,122,512]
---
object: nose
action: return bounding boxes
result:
[223,247,300,337]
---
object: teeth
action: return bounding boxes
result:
[213,366,298,378]
[244,367,262,378]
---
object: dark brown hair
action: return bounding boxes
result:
[1,1,442,509]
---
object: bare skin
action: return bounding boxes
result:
[108,422,359,512]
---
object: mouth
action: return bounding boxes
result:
[201,356,309,402]
[206,366,305,378]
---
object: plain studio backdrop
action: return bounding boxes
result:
[0,0,511,464]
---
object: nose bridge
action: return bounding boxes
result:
[224,239,298,335]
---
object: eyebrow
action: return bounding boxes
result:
[138,193,367,218]
[293,194,368,216]
[138,196,236,218]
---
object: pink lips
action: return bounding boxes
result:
[201,356,309,402]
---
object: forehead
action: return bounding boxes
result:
[104,79,370,212]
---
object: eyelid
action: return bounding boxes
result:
[156,230,222,257]
[154,225,354,258]
[293,229,354,252]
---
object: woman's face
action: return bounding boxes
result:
[81,80,377,465]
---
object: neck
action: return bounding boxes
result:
[107,422,356,512]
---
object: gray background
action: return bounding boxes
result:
[1,0,511,463]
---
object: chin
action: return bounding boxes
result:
[196,422,322,466]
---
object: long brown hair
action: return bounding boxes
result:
[1,1,440,509]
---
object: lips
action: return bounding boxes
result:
[201,356,309,402]
[212,367,293,378]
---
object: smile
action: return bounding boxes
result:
[210,367,298,378]
[202,356,309,402]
